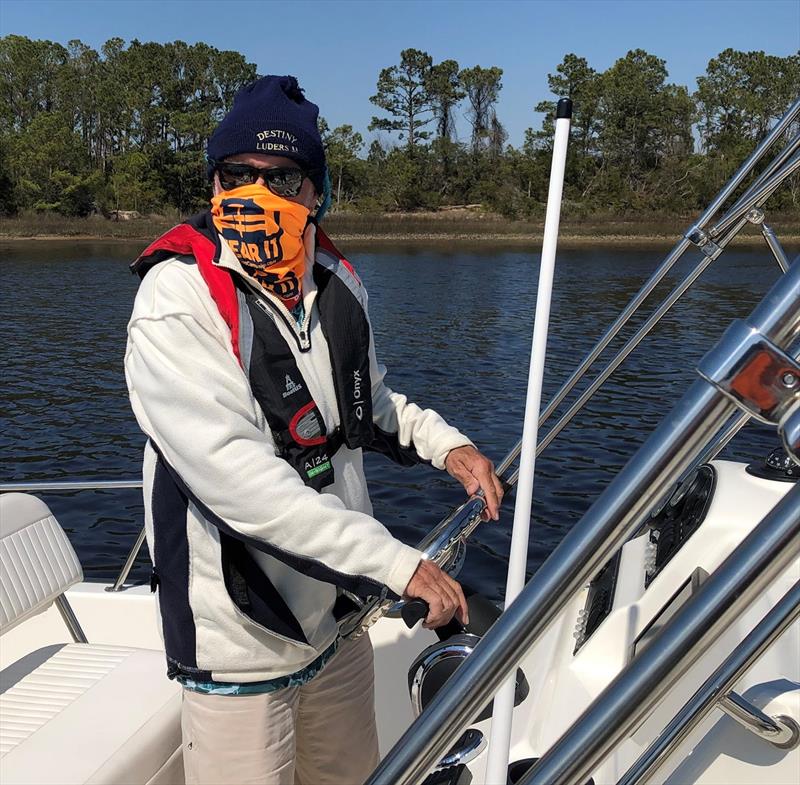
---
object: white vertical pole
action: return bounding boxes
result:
[483,97,572,785]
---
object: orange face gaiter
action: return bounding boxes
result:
[211,184,310,310]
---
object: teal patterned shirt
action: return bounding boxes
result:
[178,639,339,696]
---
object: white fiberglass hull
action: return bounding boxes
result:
[1,460,797,784]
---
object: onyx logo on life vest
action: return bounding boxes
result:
[216,198,285,266]
[282,375,303,398]
[353,369,363,421]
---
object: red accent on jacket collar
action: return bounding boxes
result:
[136,224,242,366]
[135,221,359,371]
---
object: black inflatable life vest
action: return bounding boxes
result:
[132,212,375,490]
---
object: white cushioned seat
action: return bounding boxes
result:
[0,493,83,633]
[0,643,181,785]
[0,494,183,784]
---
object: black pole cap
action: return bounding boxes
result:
[556,97,573,119]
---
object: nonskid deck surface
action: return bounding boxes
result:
[1,460,798,784]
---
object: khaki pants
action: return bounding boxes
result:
[181,635,380,785]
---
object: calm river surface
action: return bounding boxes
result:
[0,239,788,600]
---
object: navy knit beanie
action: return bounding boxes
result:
[207,75,326,194]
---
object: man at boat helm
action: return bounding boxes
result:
[125,75,504,785]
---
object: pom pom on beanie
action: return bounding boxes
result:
[207,75,326,194]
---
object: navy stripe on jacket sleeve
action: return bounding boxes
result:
[367,424,431,468]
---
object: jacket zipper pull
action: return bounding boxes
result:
[150,568,160,593]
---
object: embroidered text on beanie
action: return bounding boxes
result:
[207,75,326,194]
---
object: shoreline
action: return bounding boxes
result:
[2,211,798,250]
[2,232,798,248]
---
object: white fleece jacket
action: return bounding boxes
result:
[125,224,473,679]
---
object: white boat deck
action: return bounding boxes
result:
[1,461,798,784]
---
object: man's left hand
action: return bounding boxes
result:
[445,445,504,521]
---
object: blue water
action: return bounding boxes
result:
[0,240,788,600]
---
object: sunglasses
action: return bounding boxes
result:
[211,160,308,197]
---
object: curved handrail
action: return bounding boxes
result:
[0,479,146,591]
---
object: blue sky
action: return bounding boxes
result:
[1,0,798,147]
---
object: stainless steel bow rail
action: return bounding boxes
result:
[340,97,800,640]
[364,255,800,785]
[0,480,143,491]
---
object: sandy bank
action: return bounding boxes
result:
[3,232,798,249]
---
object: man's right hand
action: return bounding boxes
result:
[403,559,469,630]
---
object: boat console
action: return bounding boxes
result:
[576,462,717,653]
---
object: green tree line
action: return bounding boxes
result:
[0,35,797,219]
